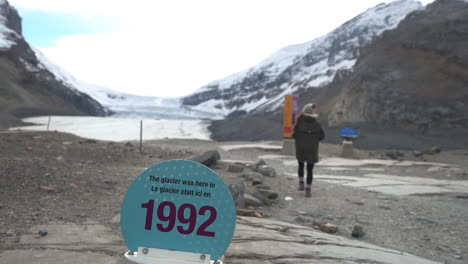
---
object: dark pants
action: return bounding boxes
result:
[298,161,315,185]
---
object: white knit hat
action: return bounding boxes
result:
[302,103,317,115]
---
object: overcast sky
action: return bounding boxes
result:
[10,0,435,98]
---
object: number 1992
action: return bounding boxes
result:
[141,200,217,237]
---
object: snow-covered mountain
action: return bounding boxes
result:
[33,48,218,120]
[0,0,107,128]
[182,0,423,117]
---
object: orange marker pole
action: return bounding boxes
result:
[283,96,298,138]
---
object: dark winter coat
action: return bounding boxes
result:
[293,114,325,163]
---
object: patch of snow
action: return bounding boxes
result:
[322,167,351,171]
[20,58,40,72]
[317,157,454,167]
[258,154,295,160]
[306,75,333,88]
[220,144,282,151]
[188,99,227,119]
[0,12,17,49]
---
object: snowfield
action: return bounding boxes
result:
[9,116,212,141]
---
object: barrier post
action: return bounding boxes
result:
[140,120,143,153]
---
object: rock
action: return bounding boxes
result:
[38,230,48,237]
[319,223,339,234]
[294,216,311,223]
[110,214,120,224]
[244,194,263,207]
[346,198,364,205]
[33,136,47,143]
[255,159,267,170]
[252,191,271,205]
[236,209,257,217]
[313,219,328,228]
[385,151,404,160]
[413,150,423,157]
[244,172,264,185]
[258,189,278,200]
[229,183,245,208]
[313,220,338,234]
[352,225,366,238]
[251,179,263,186]
[228,165,244,173]
[317,213,335,221]
[103,180,113,185]
[40,186,54,192]
[422,146,441,155]
[253,184,270,190]
[257,165,276,177]
[189,150,221,167]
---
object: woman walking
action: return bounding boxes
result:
[293,103,325,197]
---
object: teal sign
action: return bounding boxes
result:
[120,160,236,261]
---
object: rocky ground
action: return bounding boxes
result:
[0,130,467,263]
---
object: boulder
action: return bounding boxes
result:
[228,183,245,209]
[352,225,366,238]
[228,165,245,173]
[257,165,276,177]
[189,150,221,167]
[244,194,263,207]
[422,146,441,155]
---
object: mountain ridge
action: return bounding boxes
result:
[0,0,107,129]
[182,0,423,117]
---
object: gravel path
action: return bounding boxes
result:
[1,132,467,264]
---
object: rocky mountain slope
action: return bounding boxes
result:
[0,0,107,128]
[326,0,468,133]
[182,0,423,117]
[206,0,468,141]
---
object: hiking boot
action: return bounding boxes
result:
[298,181,305,191]
[305,188,311,197]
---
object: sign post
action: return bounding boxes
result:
[121,160,237,264]
[281,96,299,155]
[339,127,359,158]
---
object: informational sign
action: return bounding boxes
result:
[283,96,299,138]
[340,127,359,141]
[120,160,236,261]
